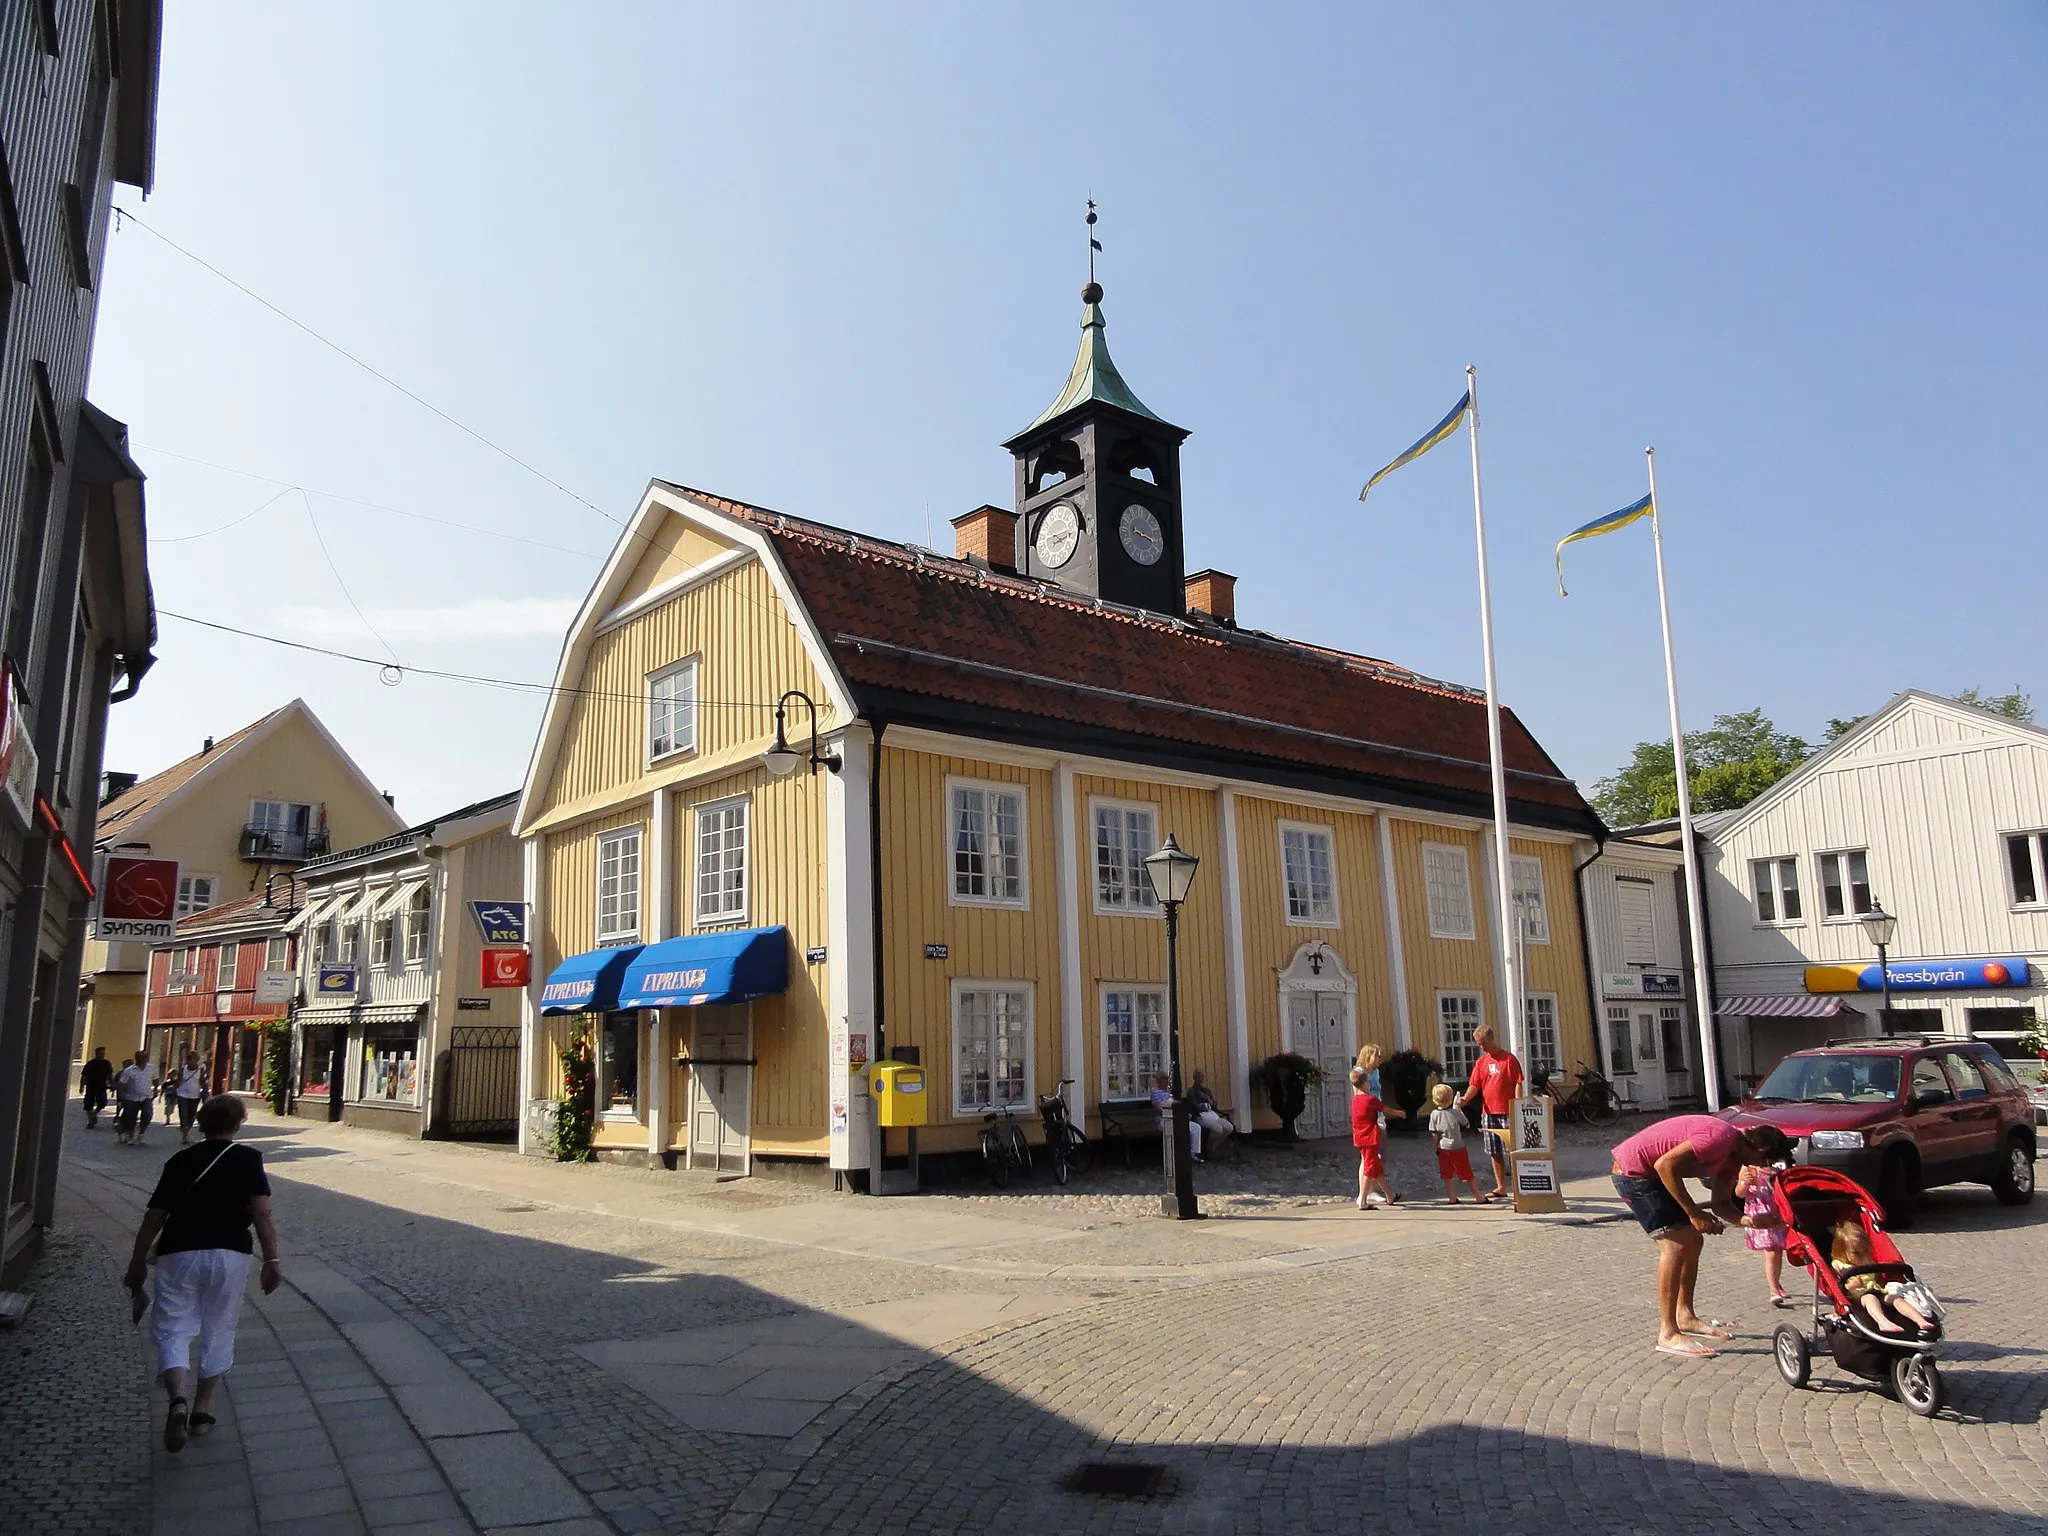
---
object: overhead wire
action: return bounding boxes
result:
[148,484,297,543]
[299,489,401,666]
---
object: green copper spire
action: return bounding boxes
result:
[1018,282,1171,435]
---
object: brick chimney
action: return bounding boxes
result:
[1184,569,1237,623]
[950,505,1019,572]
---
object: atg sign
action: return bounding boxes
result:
[95,855,181,942]
[470,902,528,946]
[1806,956,2031,994]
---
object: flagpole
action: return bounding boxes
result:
[1645,446,1723,1111]
[1466,366,1524,1064]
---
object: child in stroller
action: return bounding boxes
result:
[1767,1164,1947,1416]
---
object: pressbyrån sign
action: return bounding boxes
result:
[95,855,182,942]
[470,902,527,946]
[1805,956,2031,994]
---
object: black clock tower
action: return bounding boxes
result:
[1003,281,1191,615]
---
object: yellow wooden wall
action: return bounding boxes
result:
[1510,835,1597,1077]
[541,804,650,974]
[1385,818,1497,1062]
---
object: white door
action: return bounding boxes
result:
[1635,1010,1669,1110]
[1286,991,1354,1139]
[688,1011,751,1174]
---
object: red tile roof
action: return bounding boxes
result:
[96,705,291,842]
[172,886,302,940]
[667,487,1597,830]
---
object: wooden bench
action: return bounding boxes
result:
[1097,1098,1238,1167]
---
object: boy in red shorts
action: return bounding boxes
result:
[1427,1082,1488,1202]
[1350,1066,1399,1209]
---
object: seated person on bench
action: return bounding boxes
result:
[1150,1074,1208,1161]
[1187,1069,1233,1152]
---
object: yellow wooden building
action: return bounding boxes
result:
[514,282,1606,1173]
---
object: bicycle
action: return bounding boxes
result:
[1037,1080,1092,1186]
[1538,1060,1621,1126]
[979,1105,1033,1187]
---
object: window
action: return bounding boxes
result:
[311,922,332,967]
[600,1011,640,1117]
[1092,802,1158,912]
[1940,1050,1989,1102]
[175,875,218,917]
[1523,995,1559,1077]
[371,915,394,968]
[1280,823,1337,926]
[1421,843,1475,940]
[595,826,644,941]
[359,1032,419,1105]
[953,984,1032,1113]
[217,943,239,991]
[1102,988,1167,1099]
[248,800,316,859]
[951,782,1026,906]
[5,413,54,671]
[339,922,360,966]
[403,887,431,965]
[265,937,290,972]
[298,1023,334,1097]
[694,800,748,925]
[1750,856,1801,922]
[648,659,698,761]
[1818,849,1874,920]
[1438,993,1483,1087]
[1659,1005,1687,1068]
[1606,1004,1636,1075]
[1510,855,1549,944]
[1637,1012,1658,1062]
[0,141,26,357]
[164,948,190,994]
[2005,831,2048,908]
[1909,1057,1950,1106]
[1616,876,1657,965]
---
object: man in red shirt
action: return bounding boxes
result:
[1458,1026,1523,1201]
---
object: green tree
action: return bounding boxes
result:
[1825,685,2033,743]
[1592,709,1810,826]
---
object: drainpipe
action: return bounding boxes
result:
[1573,831,1608,1081]
[868,718,887,1063]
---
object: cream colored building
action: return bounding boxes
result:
[82,700,405,1062]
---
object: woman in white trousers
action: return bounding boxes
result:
[124,1095,282,1452]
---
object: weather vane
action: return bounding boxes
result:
[1087,199,1101,285]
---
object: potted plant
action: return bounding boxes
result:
[1381,1048,1443,1131]
[2018,1013,2046,1061]
[1252,1052,1324,1141]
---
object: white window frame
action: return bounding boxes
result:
[1817,847,1874,922]
[1091,798,1160,915]
[950,980,1034,1115]
[1750,855,1802,925]
[265,936,290,972]
[1438,992,1484,1087]
[647,657,700,764]
[1279,820,1338,927]
[371,913,394,968]
[1523,993,1560,1077]
[1421,842,1476,940]
[216,942,238,990]
[1606,1002,1637,1076]
[948,777,1028,909]
[1510,854,1550,944]
[693,798,749,927]
[1100,985,1168,1101]
[2006,830,2048,910]
[339,920,360,966]
[403,887,431,966]
[597,825,645,944]
[175,874,218,918]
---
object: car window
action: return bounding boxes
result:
[1941,1051,1989,1101]
[1753,1053,1901,1103]
[1977,1052,2024,1093]
[1910,1058,1952,1104]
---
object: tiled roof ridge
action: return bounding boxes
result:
[96,702,293,832]
[662,483,1488,708]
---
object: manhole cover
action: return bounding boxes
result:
[1062,1462,1173,1498]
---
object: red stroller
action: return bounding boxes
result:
[1767,1165,1945,1416]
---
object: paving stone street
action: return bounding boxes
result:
[8,1110,2046,1535]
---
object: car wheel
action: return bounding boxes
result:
[1990,1135,2036,1206]
[1877,1149,1919,1230]
[1772,1324,1810,1389]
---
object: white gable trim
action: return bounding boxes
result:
[514,484,860,836]
[595,546,751,636]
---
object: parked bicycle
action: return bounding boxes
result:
[1535,1060,1621,1126]
[1036,1080,1092,1186]
[980,1105,1033,1187]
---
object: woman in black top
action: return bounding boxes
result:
[123,1095,282,1453]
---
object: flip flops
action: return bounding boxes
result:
[189,1413,217,1436]
[1683,1320,1735,1340]
[1656,1339,1718,1359]
[164,1397,189,1453]
[1770,1295,1796,1309]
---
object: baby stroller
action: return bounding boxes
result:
[1768,1165,1945,1416]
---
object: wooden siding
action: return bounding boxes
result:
[876,747,1062,1147]
[1509,836,1596,1075]
[533,553,837,821]
[1385,818,1496,1061]
[430,827,526,1049]
[616,520,741,606]
[540,804,649,974]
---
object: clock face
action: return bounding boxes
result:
[1034,503,1081,568]
[1119,504,1165,566]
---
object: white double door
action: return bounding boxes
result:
[687,1010,751,1175]
[1285,991,1355,1140]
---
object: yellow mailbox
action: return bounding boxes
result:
[870,1061,928,1127]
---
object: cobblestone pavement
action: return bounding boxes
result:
[44,1109,2048,1535]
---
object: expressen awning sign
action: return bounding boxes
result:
[1805,956,2031,994]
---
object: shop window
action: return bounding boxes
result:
[600,1011,640,1117]
[598,825,644,942]
[1660,1005,1687,1067]
[694,800,747,925]
[176,875,218,918]
[298,1024,334,1097]
[1439,992,1483,1085]
[2005,831,2048,908]
[648,658,698,762]
[1102,988,1166,1100]
[1607,1004,1636,1075]
[1422,843,1475,940]
[1818,849,1874,920]
[1510,855,1549,943]
[1280,823,1337,926]
[359,1031,420,1106]
[950,781,1026,907]
[953,984,1031,1113]
[1523,994,1559,1077]
[1092,801,1158,913]
[1750,856,1801,922]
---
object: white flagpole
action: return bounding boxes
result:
[1645,446,1724,1110]
[1466,366,1524,1064]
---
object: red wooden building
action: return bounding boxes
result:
[143,889,301,1096]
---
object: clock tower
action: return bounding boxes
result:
[1003,281,1191,614]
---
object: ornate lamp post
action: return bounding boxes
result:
[1861,901,1898,1033]
[1142,833,1202,1220]
[760,690,841,778]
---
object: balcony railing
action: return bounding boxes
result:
[239,824,329,862]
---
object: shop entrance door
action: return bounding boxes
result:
[1283,992,1354,1140]
[688,1010,752,1174]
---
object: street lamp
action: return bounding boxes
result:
[1861,901,1898,1034]
[760,690,841,778]
[1142,832,1202,1221]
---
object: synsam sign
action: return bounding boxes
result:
[1805,956,2031,994]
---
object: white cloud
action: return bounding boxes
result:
[280,597,580,644]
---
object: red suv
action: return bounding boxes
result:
[1726,1035,2036,1227]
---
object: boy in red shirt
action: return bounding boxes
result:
[1350,1066,1399,1209]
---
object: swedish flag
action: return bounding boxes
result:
[1555,493,1653,596]
[1358,391,1471,502]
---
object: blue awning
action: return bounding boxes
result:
[539,944,644,1014]
[618,926,789,1009]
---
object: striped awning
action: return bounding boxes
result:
[1715,995,1858,1018]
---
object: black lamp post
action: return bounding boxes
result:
[1861,901,1898,1034]
[1142,833,1202,1221]
[760,690,841,778]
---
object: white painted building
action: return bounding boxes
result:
[1579,838,1701,1111]
[1697,692,2048,1091]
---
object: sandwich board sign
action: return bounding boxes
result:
[1510,1095,1566,1214]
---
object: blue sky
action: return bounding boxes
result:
[92,3,2048,819]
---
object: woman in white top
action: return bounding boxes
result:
[171,1051,208,1143]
